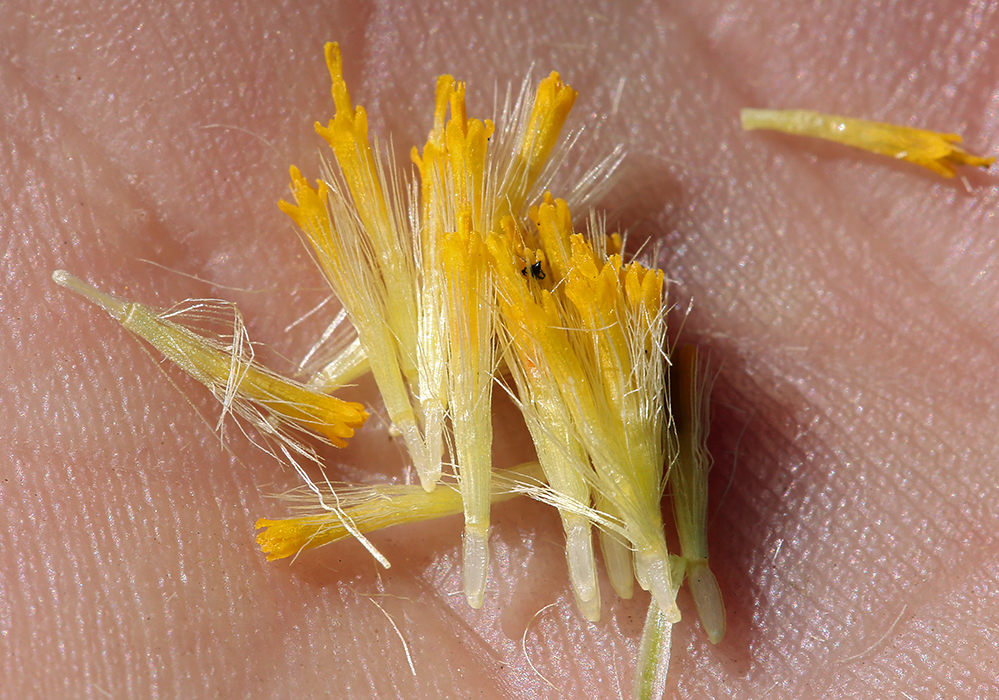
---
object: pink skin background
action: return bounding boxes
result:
[4,0,999,698]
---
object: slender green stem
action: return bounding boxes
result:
[633,600,673,700]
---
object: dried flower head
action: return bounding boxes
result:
[52,42,731,700]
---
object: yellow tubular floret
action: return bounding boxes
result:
[493,74,577,224]
[741,107,996,177]
[316,42,420,324]
[519,72,578,189]
[255,462,545,562]
[315,42,394,245]
[255,484,464,563]
[444,83,494,231]
[312,41,422,392]
[281,167,435,489]
[531,192,574,283]
[412,74,455,261]
[52,271,367,447]
[408,75,456,491]
[442,215,496,609]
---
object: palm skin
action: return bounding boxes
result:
[4,1,999,697]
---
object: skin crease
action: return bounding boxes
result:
[4,0,999,697]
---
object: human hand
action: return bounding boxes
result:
[5,1,998,698]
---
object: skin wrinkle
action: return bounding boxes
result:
[5,0,999,698]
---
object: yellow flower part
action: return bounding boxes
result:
[412,76,495,236]
[52,271,367,448]
[441,216,496,609]
[505,73,577,214]
[563,248,675,621]
[488,194,679,622]
[410,79,452,496]
[741,107,996,178]
[280,44,436,490]
[521,73,578,180]
[279,47,679,625]
[488,217,603,621]
[313,44,420,384]
[492,72,578,225]
[522,195,679,620]
[280,167,433,486]
[315,43,416,283]
[256,483,464,565]
[409,75,497,490]
[255,462,545,563]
